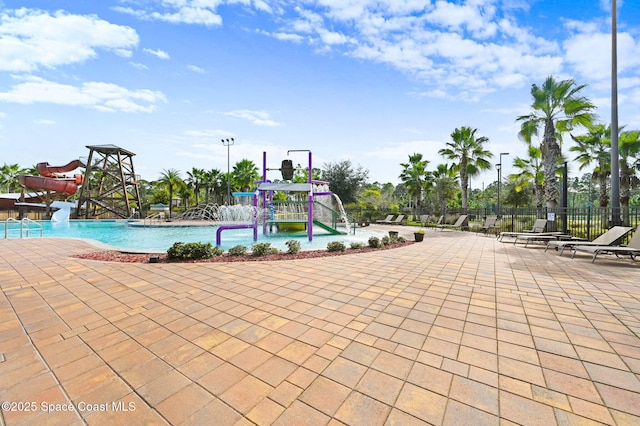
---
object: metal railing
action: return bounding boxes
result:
[142,213,165,226]
[3,218,43,239]
[394,206,640,242]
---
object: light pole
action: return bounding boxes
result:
[221,138,234,205]
[496,163,501,218]
[610,0,621,225]
[497,152,509,218]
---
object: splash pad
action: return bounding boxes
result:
[173,150,355,246]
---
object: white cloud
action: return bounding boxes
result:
[35,119,55,125]
[130,62,149,70]
[186,64,206,73]
[223,109,282,126]
[0,76,167,113]
[143,48,170,60]
[113,2,223,26]
[0,8,139,72]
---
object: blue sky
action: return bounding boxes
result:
[1,0,639,187]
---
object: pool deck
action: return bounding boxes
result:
[1,225,639,425]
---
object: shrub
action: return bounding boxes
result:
[368,236,383,248]
[350,242,364,250]
[252,242,279,256]
[381,236,390,245]
[327,241,346,252]
[167,242,222,261]
[285,240,301,254]
[228,245,247,256]
[397,236,406,243]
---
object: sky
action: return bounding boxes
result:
[1,0,639,189]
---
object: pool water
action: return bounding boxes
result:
[5,220,388,253]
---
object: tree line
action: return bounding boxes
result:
[2,76,639,218]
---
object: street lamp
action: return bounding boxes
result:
[221,138,234,205]
[497,152,509,218]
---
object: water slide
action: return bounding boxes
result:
[18,160,84,196]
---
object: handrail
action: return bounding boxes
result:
[143,212,165,226]
[4,218,19,238]
[3,218,43,238]
[22,218,43,237]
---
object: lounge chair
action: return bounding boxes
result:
[571,226,640,263]
[499,219,548,241]
[387,215,405,225]
[475,217,498,235]
[513,232,580,247]
[546,226,634,255]
[376,215,394,224]
[438,214,468,231]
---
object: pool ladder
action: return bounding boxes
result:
[3,218,43,239]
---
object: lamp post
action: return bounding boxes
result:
[610,0,621,225]
[497,152,509,218]
[221,138,234,205]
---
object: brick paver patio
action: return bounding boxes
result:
[1,226,639,425]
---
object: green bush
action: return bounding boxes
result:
[368,236,383,248]
[397,236,406,243]
[382,236,390,245]
[167,242,222,261]
[252,242,279,256]
[327,241,346,252]
[228,245,247,256]
[350,242,364,250]
[285,240,301,254]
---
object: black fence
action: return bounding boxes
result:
[353,207,640,241]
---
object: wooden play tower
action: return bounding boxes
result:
[75,144,142,219]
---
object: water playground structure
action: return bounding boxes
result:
[204,150,355,246]
[5,146,359,249]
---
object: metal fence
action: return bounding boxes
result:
[415,207,640,240]
[352,206,640,240]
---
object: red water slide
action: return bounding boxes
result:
[18,160,84,196]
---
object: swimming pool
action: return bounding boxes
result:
[4,220,388,253]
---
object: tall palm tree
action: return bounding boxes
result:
[399,153,430,218]
[438,126,493,213]
[570,124,611,207]
[517,76,595,208]
[232,159,259,192]
[510,144,544,208]
[186,167,206,207]
[158,168,184,217]
[618,130,640,209]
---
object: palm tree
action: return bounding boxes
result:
[232,159,259,192]
[517,76,596,208]
[510,144,544,208]
[158,169,184,217]
[430,163,459,215]
[618,130,640,209]
[0,163,27,193]
[570,124,611,207]
[399,153,430,219]
[438,126,493,213]
[186,167,206,207]
[202,168,222,204]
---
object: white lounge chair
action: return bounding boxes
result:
[571,226,640,263]
[546,226,634,255]
[498,219,549,241]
